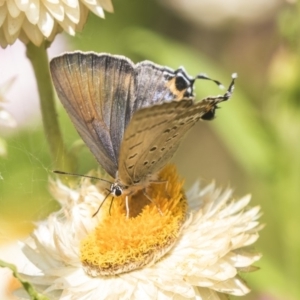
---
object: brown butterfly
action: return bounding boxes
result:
[50,52,236,215]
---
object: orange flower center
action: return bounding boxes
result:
[80,164,187,276]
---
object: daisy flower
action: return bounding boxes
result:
[0,0,113,48]
[18,165,262,300]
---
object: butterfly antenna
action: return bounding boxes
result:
[53,170,113,185]
[195,73,225,89]
[223,73,237,101]
[108,197,115,216]
[92,190,112,217]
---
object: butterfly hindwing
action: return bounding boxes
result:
[118,97,224,186]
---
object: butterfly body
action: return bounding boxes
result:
[50,52,236,214]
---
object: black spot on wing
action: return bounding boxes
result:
[175,75,189,91]
[129,141,142,150]
[129,153,138,159]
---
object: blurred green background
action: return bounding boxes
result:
[1,0,300,299]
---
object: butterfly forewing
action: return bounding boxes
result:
[118,98,220,186]
[50,52,137,177]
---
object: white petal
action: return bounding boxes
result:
[62,0,78,9]
[198,262,236,281]
[213,276,250,296]
[14,0,29,12]
[81,0,96,5]
[45,21,61,42]
[220,195,251,217]
[44,0,60,4]
[82,0,113,13]
[37,4,54,37]
[159,281,195,298]
[58,16,75,35]
[22,19,44,45]
[130,281,158,300]
[7,12,24,35]
[185,276,215,287]
[96,0,113,13]
[75,2,88,30]
[232,232,259,250]
[0,109,17,127]
[206,189,233,218]
[0,4,7,27]
[242,205,261,221]
[43,1,64,21]
[65,4,80,23]
[43,0,61,4]
[82,1,104,18]
[229,250,261,268]
[196,287,221,300]
[24,0,40,24]
[0,76,16,102]
[6,0,21,17]
[3,18,19,43]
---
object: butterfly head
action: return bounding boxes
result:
[110,183,124,197]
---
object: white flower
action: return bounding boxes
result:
[18,165,262,300]
[0,0,113,48]
[0,77,17,128]
[0,77,17,156]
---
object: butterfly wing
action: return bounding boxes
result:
[134,61,195,111]
[118,97,224,186]
[50,52,137,177]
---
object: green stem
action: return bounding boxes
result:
[0,260,49,300]
[26,42,76,172]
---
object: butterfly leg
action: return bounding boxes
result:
[199,73,237,121]
[203,73,237,103]
[162,180,169,197]
[125,195,130,218]
[143,190,163,216]
[108,197,115,216]
[221,73,237,100]
[149,179,170,198]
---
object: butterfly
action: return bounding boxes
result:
[50,52,236,216]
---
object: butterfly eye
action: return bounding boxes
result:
[113,186,122,197]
